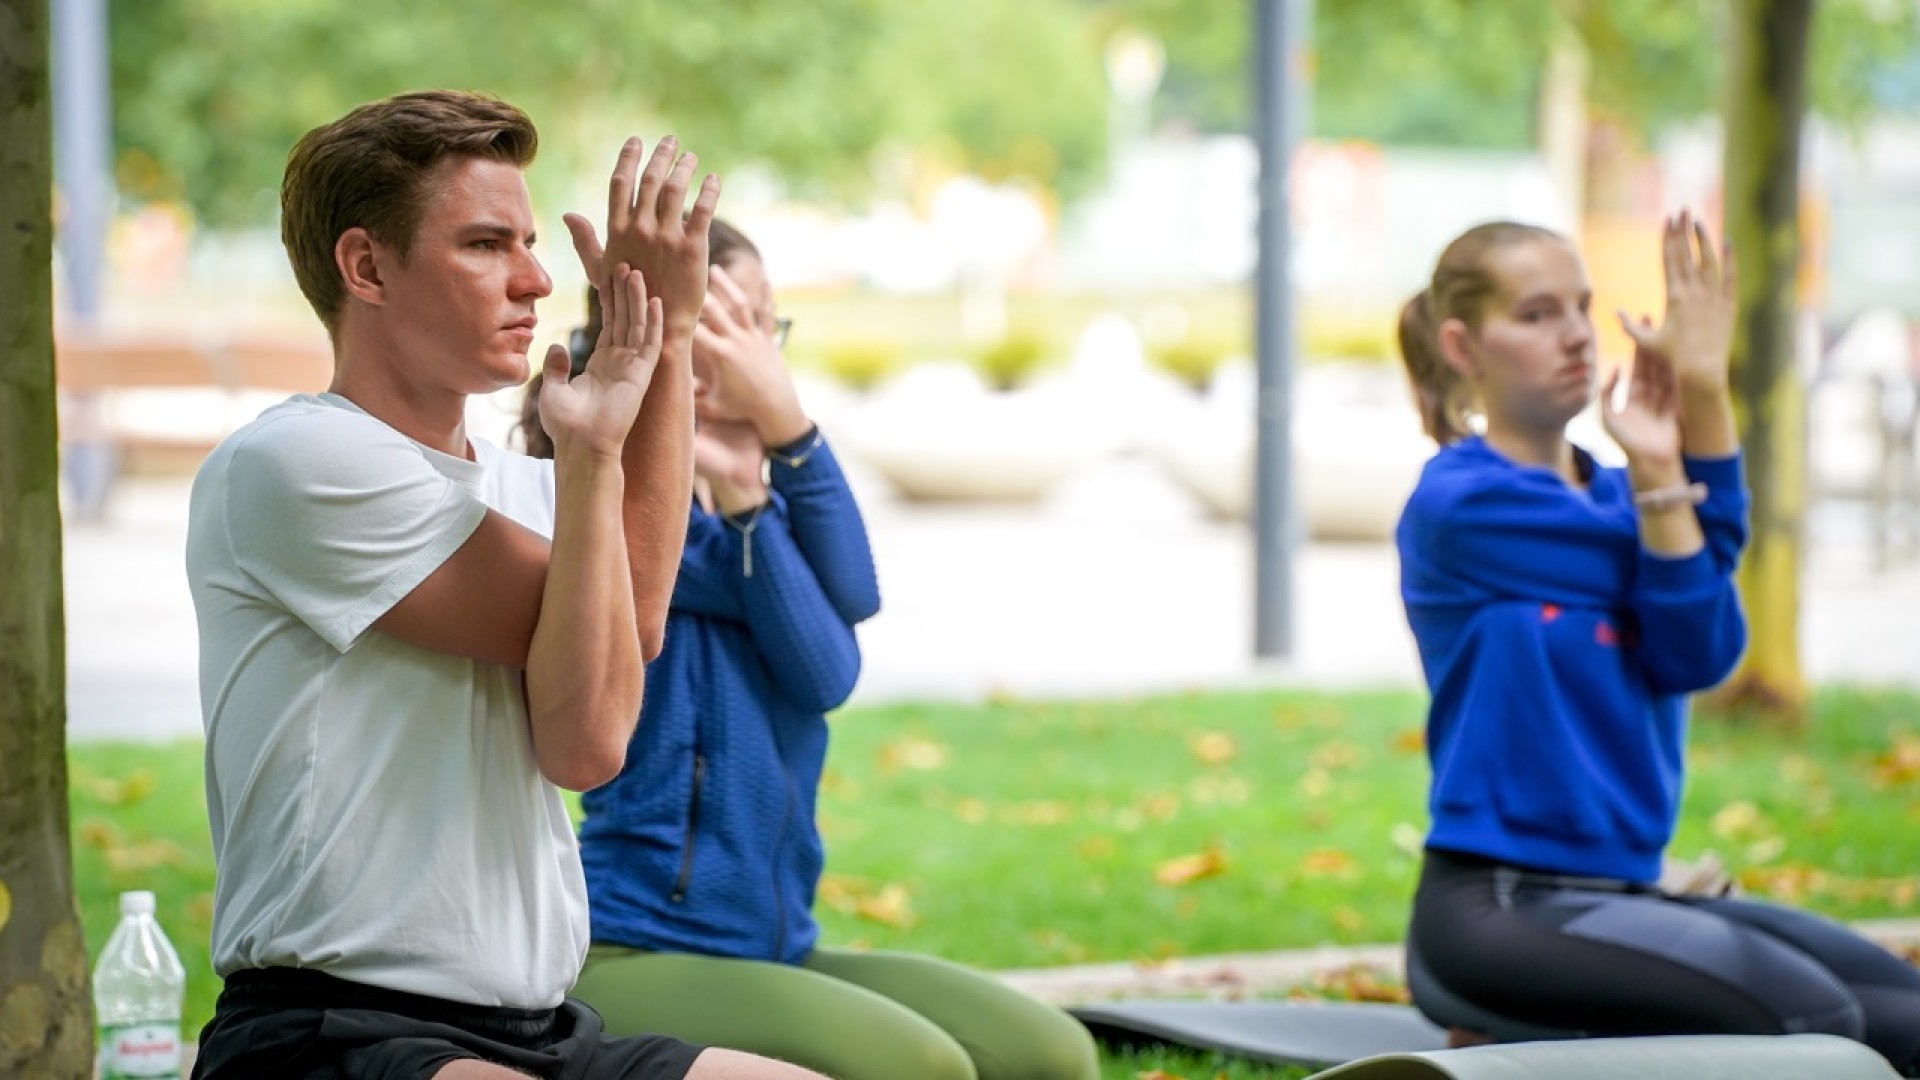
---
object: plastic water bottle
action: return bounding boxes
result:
[94,890,186,1079]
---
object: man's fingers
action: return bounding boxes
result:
[566,213,606,281]
[542,342,571,385]
[686,173,722,239]
[641,296,664,360]
[634,136,677,224]
[607,137,644,229]
[657,151,698,230]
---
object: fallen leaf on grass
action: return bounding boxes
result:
[1187,731,1238,765]
[1390,728,1425,755]
[817,874,917,928]
[1155,846,1228,887]
[1008,800,1073,826]
[876,736,949,772]
[1299,769,1333,800]
[1141,793,1181,822]
[1135,1070,1187,1080]
[1301,849,1357,878]
[1872,734,1920,788]
[105,838,190,875]
[1309,962,1411,1004]
[953,798,989,825]
[1309,741,1366,770]
[1709,800,1764,840]
[73,769,157,807]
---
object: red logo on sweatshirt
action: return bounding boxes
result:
[1595,620,1619,647]
[1540,604,1562,623]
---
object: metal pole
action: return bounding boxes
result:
[1253,0,1307,657]
[52,0,112,323]
[52,0,116,518]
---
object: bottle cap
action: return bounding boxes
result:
[119,891,156,917]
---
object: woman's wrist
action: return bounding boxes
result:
[1626,456,1687,493]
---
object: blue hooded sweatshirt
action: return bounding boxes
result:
[1396,436,1747,884]
[579,435,880,963]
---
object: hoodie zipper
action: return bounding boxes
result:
[670,754,706,903]
[770,773,796,959]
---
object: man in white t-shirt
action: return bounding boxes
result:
[185,90,822,1080]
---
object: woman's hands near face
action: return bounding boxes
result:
[1601,341,1685,484]
[1617,210,1736,396]
[692,264,811,447]
[693,417,768,515]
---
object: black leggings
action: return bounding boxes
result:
[1410,849,1920,1073]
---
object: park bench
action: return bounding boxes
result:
[54,331,333,517]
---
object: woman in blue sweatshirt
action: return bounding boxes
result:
[520,222,1097,1080]
[1394,215,1919,1069]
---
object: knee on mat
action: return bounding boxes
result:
[968,1012,1099,1080]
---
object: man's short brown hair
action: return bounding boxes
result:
[280,90,538,335]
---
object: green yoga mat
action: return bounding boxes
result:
[1308,1033,1900,1079]
[1068,1001,1447,1069]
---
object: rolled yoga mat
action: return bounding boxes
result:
[1306,1032,1901,1080]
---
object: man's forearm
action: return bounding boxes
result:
[526,448,644,791]
[623,333,696,658]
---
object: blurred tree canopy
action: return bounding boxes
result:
[1108,0,1919,146]
[108,0,1110,226]
[97,1,1920,227]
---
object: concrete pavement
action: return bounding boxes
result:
[62,452,1920,742]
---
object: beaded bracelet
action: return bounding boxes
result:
[765,425,824,470]
[1633,481,1708,512]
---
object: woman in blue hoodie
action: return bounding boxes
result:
[519,221,1097,1080]
[1394,214,1919,1069]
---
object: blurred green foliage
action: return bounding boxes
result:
[1149,335,1244,391]
[108,0,1110,225]
[101,2,1920,228]
[1107,0,1918,146]
[973,329,1057,391]
[813,339,906,392]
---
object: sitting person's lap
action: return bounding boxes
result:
[575,945,1095,1080]
[1410,848,1920,1065]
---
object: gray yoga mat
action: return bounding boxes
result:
[1067,1000,1448,1069]
[1308,1033,1900,1080]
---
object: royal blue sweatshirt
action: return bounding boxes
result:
[579,436,880,963]
[1396,436,1748,884]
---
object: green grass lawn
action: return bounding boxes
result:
[70,686,1920,1075]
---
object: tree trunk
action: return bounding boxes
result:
[0,1,97,1075]
[1716,0,1813,717]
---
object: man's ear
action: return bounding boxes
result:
[1436,317,1478,382]
[336,227,386,307]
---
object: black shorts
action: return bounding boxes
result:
[191,967,705,1080]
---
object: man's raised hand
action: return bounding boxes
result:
[539,263,663,460]
[563,137,721,337]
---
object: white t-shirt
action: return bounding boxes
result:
[186,393,578,1009]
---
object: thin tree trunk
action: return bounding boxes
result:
[1716,0,1814,717]
[0,1,96,1074]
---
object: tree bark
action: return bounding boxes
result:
[0,0,97,1075]
[1716,0,1814,717]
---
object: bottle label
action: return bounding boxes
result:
[99,1023,181,1078]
